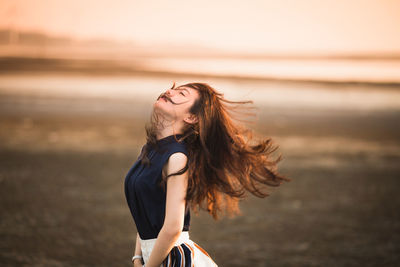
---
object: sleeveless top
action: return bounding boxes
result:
[124,134,191,240]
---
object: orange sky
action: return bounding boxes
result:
[1,0,400,54]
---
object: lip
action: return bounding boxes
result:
[161,95,170,102]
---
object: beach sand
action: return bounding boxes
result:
[0,72,399,266]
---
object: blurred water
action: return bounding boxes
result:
[0,73,399,111]
[137,57,400,83]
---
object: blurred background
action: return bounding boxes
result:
[1,0,399,266]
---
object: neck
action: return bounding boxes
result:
[155,123,185,140]
[156,127,174,140]
[151,111,185,140]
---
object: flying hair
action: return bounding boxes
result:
[141,82,291,220]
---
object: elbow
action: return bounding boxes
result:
[162,222,183,238]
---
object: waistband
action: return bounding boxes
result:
[139,231,191,266]
[140,231,190,247]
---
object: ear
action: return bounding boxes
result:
[183,114,198,124]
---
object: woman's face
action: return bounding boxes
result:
[154,85,200,124]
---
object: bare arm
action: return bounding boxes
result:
[133,232,143,267]
[144,152,188,267]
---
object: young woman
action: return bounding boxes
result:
[124,82,290,267]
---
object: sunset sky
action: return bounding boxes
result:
[1,0,400,54]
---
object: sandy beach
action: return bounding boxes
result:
[1,70,399,266]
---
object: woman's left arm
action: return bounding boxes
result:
[144,152,188,267]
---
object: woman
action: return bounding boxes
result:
[124,82,290,267]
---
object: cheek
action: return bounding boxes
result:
[178,103,195,117]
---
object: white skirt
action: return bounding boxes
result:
[139,231,218,267]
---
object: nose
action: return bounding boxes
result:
[165,89,174,96]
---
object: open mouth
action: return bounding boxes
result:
[157,93,176,104]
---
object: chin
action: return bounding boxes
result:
[153,102,169,113]
[153,100,166,109]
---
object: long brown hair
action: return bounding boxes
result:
[142,82,291,220]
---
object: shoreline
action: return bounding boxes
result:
[1,56,400,88]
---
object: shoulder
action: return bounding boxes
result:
[166,141,188,154]
[163,152,188,175]
[167,152,188,167]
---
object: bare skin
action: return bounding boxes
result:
[132,86,199,267]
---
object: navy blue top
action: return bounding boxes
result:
[124,134,191,240]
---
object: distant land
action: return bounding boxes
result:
[1,28,400,60]
[1,28,400,86]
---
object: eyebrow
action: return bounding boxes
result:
[176,87,190,95]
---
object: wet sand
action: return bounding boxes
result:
[1,77,400,266]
